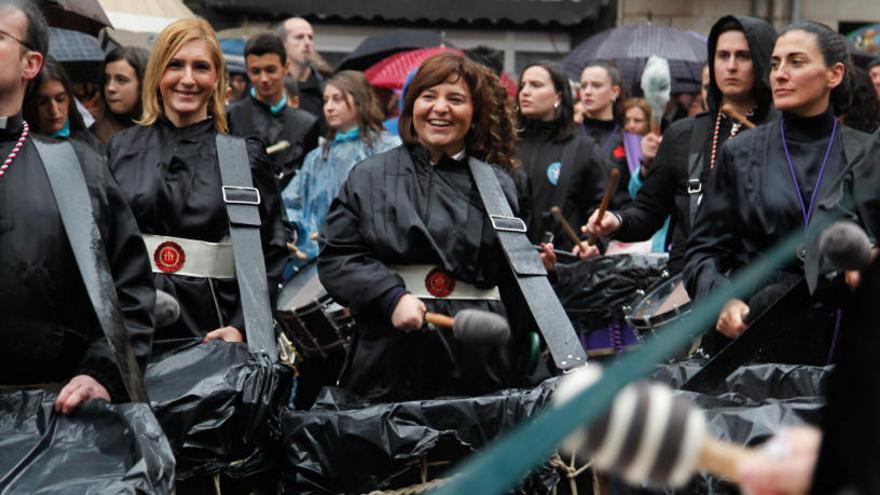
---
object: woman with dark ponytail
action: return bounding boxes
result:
[684,21,872,359]
[579,59,632,209]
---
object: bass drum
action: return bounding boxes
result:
[277,262,354,408]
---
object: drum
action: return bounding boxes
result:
[624,272,692,332]
[277,263,354,360]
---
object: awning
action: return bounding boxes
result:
[200,0,605,27]
[97,0,195,33]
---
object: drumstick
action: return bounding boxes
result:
[286,242,308,261]
[425,310,510,345]
[549,206,583,249]
[588,168,621,246]
[266,140,291,155]
[719,104,756,129]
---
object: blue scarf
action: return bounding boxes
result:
[250,86,287,114]
[333,127,360,143]
[49,119,70,138]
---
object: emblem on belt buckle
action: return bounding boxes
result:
[425,267,455,298]
[154,241,186,273]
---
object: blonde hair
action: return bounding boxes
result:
[138,18,228,133]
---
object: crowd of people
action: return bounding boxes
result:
[3,0,880,491]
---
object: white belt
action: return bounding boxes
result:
[142,234,235,279]
[391,264,500,301]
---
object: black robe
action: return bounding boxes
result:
[227,96,320,188]
[317,144,533,402]
[684,110,870,358]
[0,114,155,398]
[582,117,631,210]
[516,119,606,250]
[106,118,288,344]
[614,15,778,274]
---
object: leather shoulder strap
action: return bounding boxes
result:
[35,138,149,402]
[214,134,277,360]
[467,157,587,371]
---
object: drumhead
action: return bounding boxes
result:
[277,262,329,312]
[625,273,692,330]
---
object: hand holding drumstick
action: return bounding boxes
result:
[549,206,598,260]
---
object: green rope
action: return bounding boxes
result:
[431,231,806,495]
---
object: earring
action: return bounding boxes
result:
[554,102,560,109]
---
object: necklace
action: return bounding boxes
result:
[708,109,750,170]
[779,116,838,228]
[0,120,29,180]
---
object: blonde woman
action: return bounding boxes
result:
[106,18,287,345]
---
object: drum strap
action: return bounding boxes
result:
[35,138,149,402]
[214,134,277,360]
[686,115,712,227]
[467,157,587,371]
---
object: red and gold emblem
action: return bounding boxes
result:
[154,241,186,273]
[425,267,455,298]
[612,145,626,159]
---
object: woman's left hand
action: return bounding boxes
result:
[204,326,244,343]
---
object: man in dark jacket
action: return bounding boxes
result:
[582,15,778,274]
[0,0,154,414]
[228,33,319,188]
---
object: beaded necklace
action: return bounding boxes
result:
[0,120,29,180]
[708,108,751,170]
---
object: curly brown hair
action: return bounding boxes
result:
[399,53,519,171]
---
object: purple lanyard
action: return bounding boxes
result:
[779,117,838,228]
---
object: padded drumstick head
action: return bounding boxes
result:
[819,220,872,271]
[554,367,706,488]
[452,309,511,346]
[154,289,181,328]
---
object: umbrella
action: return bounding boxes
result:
[40,0,111,37]
[96,0,195,33]
[365,46,461,89]
[337,29,449,72]
[561,25,707,95]
[48,27,104,83]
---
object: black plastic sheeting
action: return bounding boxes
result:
[278,361,829,494]
[0,389,175,494]
[145,340,292,481]
[554,254,668,330]
[279,379,560,494]
[618,360,831,494]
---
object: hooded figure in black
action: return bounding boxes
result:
[583,15,778,274]
[684,21,873,360]
[227,33,319,188]
[516,61,606,250]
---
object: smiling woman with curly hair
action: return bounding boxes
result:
[317,52,539,402]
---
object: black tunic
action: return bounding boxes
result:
[107,118,288,343]
[0,114,155,397]
[581,117,631,210]
[227,96,319,188]
[317,144,532,402]
[684,111,870,358]
[516,119,606,249]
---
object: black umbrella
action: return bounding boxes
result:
[48,28,105,83]
[39,0,111,37]
[336,29,448,72]
[562,25,707,95]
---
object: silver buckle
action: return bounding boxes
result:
[687,179,702,195]
[489,214,527,233]
[222,186,261,205]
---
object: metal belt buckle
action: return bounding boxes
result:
[489,214,527,233]
[222,185,261,205]
[687,179,702,195]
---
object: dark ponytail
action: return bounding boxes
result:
[582,59,627,125]
[779,21,852,115]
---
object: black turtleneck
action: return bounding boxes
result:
[582,116,618,151]
[779,108,842,207]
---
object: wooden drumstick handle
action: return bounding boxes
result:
[266,140,291,155]
[549,206,583,249]
[425,312,454,329]
[286,242,308,261]
[719,104,756,129]
[587,168,621,246]
[698,436,754,481]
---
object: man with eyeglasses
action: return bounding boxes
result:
[0,0,154,414]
